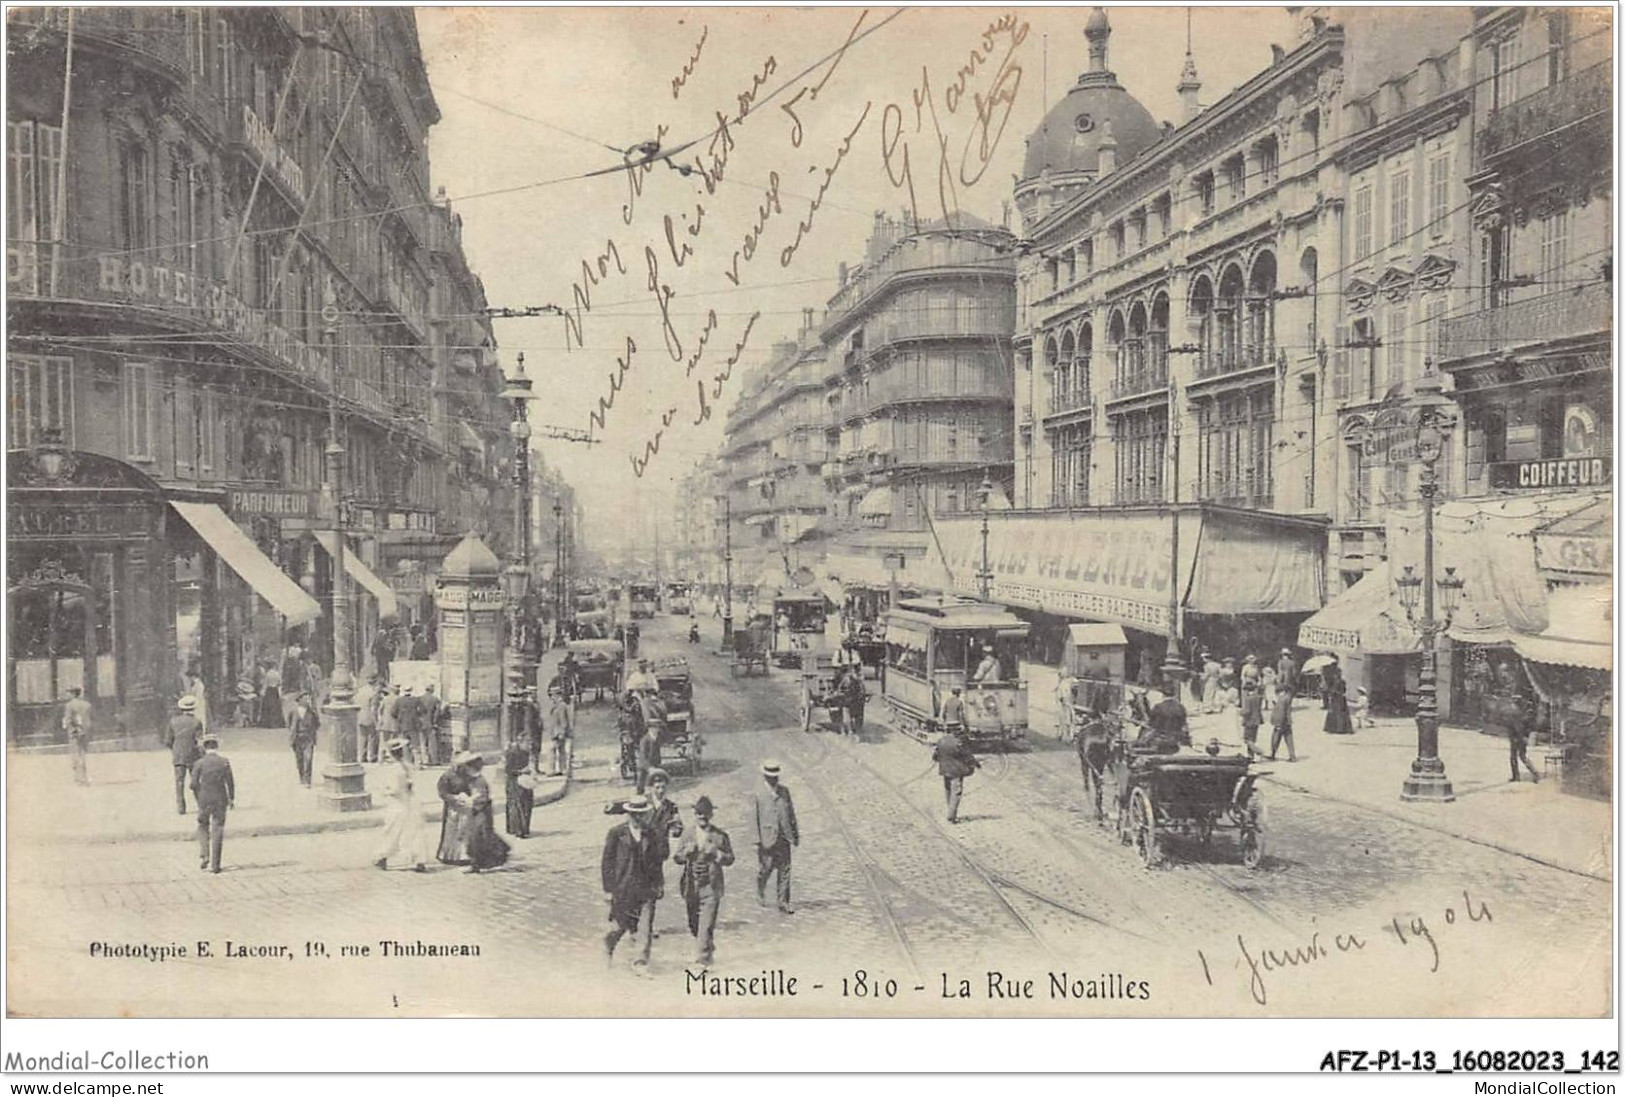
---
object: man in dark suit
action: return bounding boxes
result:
[419,685,443,765]
[933,727,979,823]
[190,734,235,873]
[394,685,423,766]
[164,696,204,814]
[288,691,320,786]
[601,795,661,974]
[673,795,735,965]
[751,760,799,914]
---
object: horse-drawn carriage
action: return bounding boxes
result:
[797,652,853,733]
[730,617,771,677]
[566,638,624,703]
[1111,742,1268,869]
[771,592,829,669]
[651,657,701,775]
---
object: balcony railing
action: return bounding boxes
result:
[1196,472,1275,511]
[1196,341,1273,379]
[1109,355,1170,401]
[826,234,1015,323]
[11,8,185,85]
[9,241,333,390]
[1480,61,1611,161]
[1436,281,1611,365]
[1046,382,1093,417]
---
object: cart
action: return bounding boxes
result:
[798,653,849,733]
[1111,740,1268,869]
[730,619,771,677]
[566,638,624,703]
[652,657,702,776]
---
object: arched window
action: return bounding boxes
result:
[1127,302,1148,388]
[1058,329,1077,410]
[1043,336,1060,414]
[1247,251,1277,367]
[1188,275,1214,375]
[1107,310,1127,392]
[1217,264,1246,373]
[1076,322,1093,404]
[1149,293,1170,386]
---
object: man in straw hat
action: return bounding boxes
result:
[376,738,429,872]
[751,760,799,914]
[288,689,320,787]
[601,794,662,974]
[190,734,234,873]
[164,694,204,814]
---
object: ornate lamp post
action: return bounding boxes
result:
[319,291,368,811]
[721,493,735,650]
[501,354,537,743]
[976,474,994,601]
[552,499,565,646]
[1395,367,1464,802]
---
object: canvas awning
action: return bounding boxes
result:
[314,530,399,618]
[1511,582,1612,671]
[1067,623,1129,648]
[1296,562,1420,656]
[171,501,321,626]
[857,486,892,518]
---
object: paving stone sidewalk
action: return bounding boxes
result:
[7,725,569,846]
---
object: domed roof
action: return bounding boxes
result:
[1021,9,1163,182]
[440,533,502,579]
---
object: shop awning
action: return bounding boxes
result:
[857,486,892,518]
[1511,582,1612,671]
[932,507,1323,636]
[1296,562,1420,656]
[314,530,399,619]
[171,502,321,626]
[1067,623,1128,647]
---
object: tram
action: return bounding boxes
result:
[770,591,829,669]
[628,582,659,619]
[880,595,1029,748]
[663,582,694,616]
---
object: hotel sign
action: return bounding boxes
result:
[1488,458,1611,491]
[8,501,152,540]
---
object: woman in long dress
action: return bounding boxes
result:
[464,756,510,873]
[504,737,535,838]
[375,738,429,871]
[1322,660,1355,735]
[437,755,475,866]
[258,663,284,728]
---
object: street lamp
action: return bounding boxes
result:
[976,474,994,601]
[318,288,368,811]
[501,353,538,745]
[721,493,735,650]
[1397,365,1462,803]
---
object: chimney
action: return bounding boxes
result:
[838,262,849,286]
[802,307,814,333]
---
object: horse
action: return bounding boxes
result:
[1076,714,1115,825]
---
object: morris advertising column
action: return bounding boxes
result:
[435,534,505,755]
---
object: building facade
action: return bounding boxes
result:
[820,212,1017,611]
[7,8,514,741]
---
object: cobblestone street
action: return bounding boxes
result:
[8,617,1610,1018]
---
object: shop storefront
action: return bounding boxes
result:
[931,506,1326,678]
[8,448,173,743]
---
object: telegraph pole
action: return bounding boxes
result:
[721,493,734,650]
[319,290,368,811]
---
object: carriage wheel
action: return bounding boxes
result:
[1129,787,1159,868]
[1240,796,1268,870]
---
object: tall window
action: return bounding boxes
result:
[123,362,156,460]
[1480,225,1508,307]
[1114,409,1166,504]
[170,152,203,270]
[1384,306,1409,391]
[8,354,73,447]
[1345,442,1368,519]
[1351,317,1378,401]
[1426,153,1451,237]
[1491,36,1520,111]
[1423,296,1447,365]
[215,16,234,93]
[1538,208,1570,285]
[118,141,153,251]
[1257,138,1279,188]
[198,387,217,473]
[1388,168,1411,246]
[1195,171,1215,217]
[8,120,64,244]
[1353,185,1374,260]
[1331,325,1350,400]
[1546,15,1569,87]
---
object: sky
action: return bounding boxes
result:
[416,5,1295,560]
